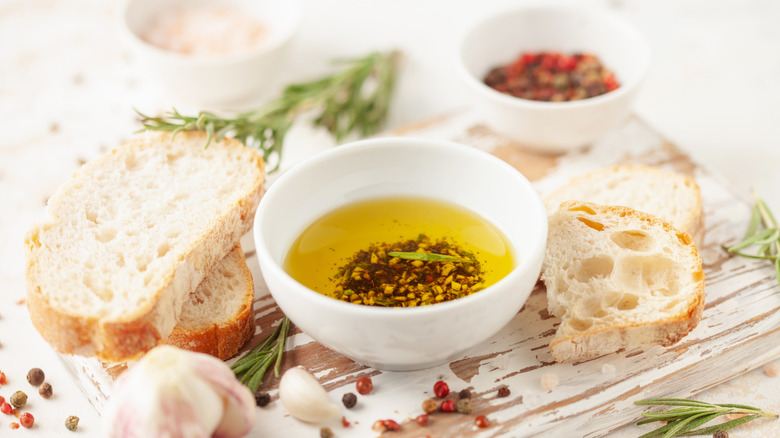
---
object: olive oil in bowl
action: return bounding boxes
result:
[284,196,515,307]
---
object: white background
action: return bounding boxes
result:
[1,0,779,436]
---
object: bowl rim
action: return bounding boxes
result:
[456,4,651,110]
[116,0,303,66]
[253,137,548,318]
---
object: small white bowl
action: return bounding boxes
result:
[253,138,547,371]
[457,5,650,153]
[118,0,301,106]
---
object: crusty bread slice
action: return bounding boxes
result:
[25,131,265,361]
[543,164,704,244]
[163,245,255,360]
[542,201,705,362]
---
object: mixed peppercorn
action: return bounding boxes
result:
[333,235,485,307]
[484,51,619,102]
[0,367,79,431]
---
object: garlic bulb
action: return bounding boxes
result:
[279,366,340,423]
[103,345,256,438]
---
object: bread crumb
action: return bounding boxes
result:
[764,363,780,377]
[601,364,616,374]
[541,373,559,390]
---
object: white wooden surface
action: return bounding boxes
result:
[62,111,780,437]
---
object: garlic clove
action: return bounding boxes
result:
[279,366,340,423]
[104,345,255,438]
[192,353,256,438]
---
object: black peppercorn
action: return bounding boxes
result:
[65,416,79,431]
[27,368,45,386]
[713,431,729,438]
[10,391,28,409]
[456,398,472,414]
[255,392,271,407]
[342,392,357,409]
[39,382,53,398]
[320,427,334,438]
[497,385,510,397]
[458,389,471,399]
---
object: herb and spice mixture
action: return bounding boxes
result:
[332,235,485,307]
[484,51,619,102]
[284,197,515,305]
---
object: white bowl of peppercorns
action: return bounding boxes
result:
[457,5,650,153]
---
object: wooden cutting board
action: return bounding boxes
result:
[63,111,780,437]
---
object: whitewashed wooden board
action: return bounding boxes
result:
[64,111,780,437]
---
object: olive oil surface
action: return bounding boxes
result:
[284,197,515,299]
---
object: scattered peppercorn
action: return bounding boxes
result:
[372,419,401,432]
[19,412,34,428]
[1,402,12,415]
[456,398,472,414]
[254,392,271,407]
[65,415,80,431]
[10,391,27,409]
[320,426,334,438]
[440,399,455,412]
[433,380,450,398]
[9,422,19,429]
[458,389,471,399]
[342,392,357,409]
[355,377,373,395]
[475,415,491,428]
[422,398,437,414]
[497,385,510,397]
[39,382,53,399]
[27,368,45,386]
[416,414,428,426]
[341,416,350,428]
[0,371,7,385]
[0,396,4,405]
[713,431,729,438]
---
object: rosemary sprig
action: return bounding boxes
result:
[231,316,291,392]
[388,251,468,263]
[723,190,780,288]
[635,398,777,437]
[137,50,400,172]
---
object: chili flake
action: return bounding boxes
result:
[332,235,485,307]
[484,51,619,102]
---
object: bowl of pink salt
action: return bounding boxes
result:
[118,0,302,106]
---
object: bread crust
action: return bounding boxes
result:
[543,164,705,245]
[543,201,705,363]
[24,132,265,362]
[162,246,256,360]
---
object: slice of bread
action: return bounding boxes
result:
[543,164,704,244]
[25,131,265,362]
[163,245,255,360]
[542,201,705,363]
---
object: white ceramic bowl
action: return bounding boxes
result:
[458,5,650,153]
[254,138,547,371]
[118,0,301,106]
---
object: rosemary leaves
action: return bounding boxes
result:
[723,191,780,288]
[635,398,777,438]
[232,317,291,392]
[387,252,467,263]
[138,50,399,172]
